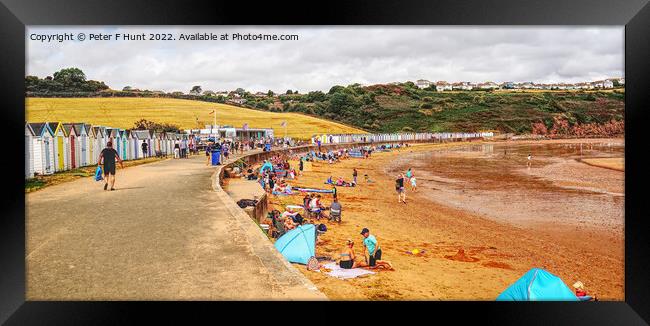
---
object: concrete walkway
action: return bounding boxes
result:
[26,154,325,300]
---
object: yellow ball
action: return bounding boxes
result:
[412,249,420,255]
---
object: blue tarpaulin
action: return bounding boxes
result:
[274,224,316,265]
[496,268,579,301]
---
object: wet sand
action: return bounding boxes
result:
[260,139,624,300]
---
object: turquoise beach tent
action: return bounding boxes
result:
[274,224,316,265]
[260,161,274,174]
[496,268,579,301]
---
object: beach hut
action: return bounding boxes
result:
[84,124,95,166]
[496,268,578,301]
[25,123,35,179]
[92,127,105,164]
[132,130,151,159]
[119,130,128,160]
[27,123,56,176]
[72,123,89,167]
[48,122,68,172]
[62,123,80,169]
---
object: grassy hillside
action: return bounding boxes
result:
[25,97,366,139]
[253,83,625,134]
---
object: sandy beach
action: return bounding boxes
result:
[255,139,624,300]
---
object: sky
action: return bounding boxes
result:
[26,26,624,93]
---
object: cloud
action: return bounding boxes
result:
[26,26,623,92]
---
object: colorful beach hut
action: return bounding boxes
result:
[92,127,105,164]
[62,123,80,169]
[27,123,56,176]
[72,123,89,167]
[48,122,68,172]
[25,123,35,179]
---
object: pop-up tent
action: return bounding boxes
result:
[496,268,579,301]
[274,224,316,265]
[260,161,274,174]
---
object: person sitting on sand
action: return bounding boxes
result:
[282,207,299,220]
[364,174,375,183]
[339,239,358,269]
[360,228,394,270]
[284,215,297,231]
[573,281,598,301]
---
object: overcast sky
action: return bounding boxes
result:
[27,26,623,93]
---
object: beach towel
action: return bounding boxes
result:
[94,166,103,181]
[294,187,335,194]
[321,262,375,279]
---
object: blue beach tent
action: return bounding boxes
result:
[260,161,274,174]
[496,268,579,301]
[274,224,316,265]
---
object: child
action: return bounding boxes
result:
[410,176,417,192]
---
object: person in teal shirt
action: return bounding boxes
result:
[360,228,394,270]
[405,168,413,180]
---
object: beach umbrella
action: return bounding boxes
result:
[274,224,316,265]
[496,268,579,301]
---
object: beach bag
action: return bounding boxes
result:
[94,166,103,181]
[307,256,319,271]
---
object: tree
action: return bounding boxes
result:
[267,90,274,97]
[306,91,326,102]
[328,85,345,94]
[133,119,180,132]
[286,89,293,95]
[123,86,133,91]
[190,85,202,95]
[53,67,86,87]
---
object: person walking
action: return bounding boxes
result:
[97,141,124,191]
[141,141,149,158]
[396,173,407,204]
[299,157,304,176]
[174,141,180,159]
[353,168,358,185]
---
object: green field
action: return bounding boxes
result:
[26,97,366,139]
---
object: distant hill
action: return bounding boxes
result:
[25,97,367,139]
[259,83,625,134]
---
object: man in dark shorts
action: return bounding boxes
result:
[98,141,124,191]
[141,141,149,158]
[360,228,393,270]
[396,173,406,204]
[299,157,304,176]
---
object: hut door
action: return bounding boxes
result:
[57,137,64,171]
[44,138,52,173]
[81,137,87,166]
[70,135,76,168]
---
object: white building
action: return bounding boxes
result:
[416,79,432,89]
[435,81,453,91]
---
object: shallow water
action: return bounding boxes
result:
[389,140,624,232]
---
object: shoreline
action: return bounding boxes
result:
[260,140,624,300]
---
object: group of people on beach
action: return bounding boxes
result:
[262,147,395,272]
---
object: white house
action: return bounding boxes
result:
[416,79,432,89]
[435,81,453,91]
